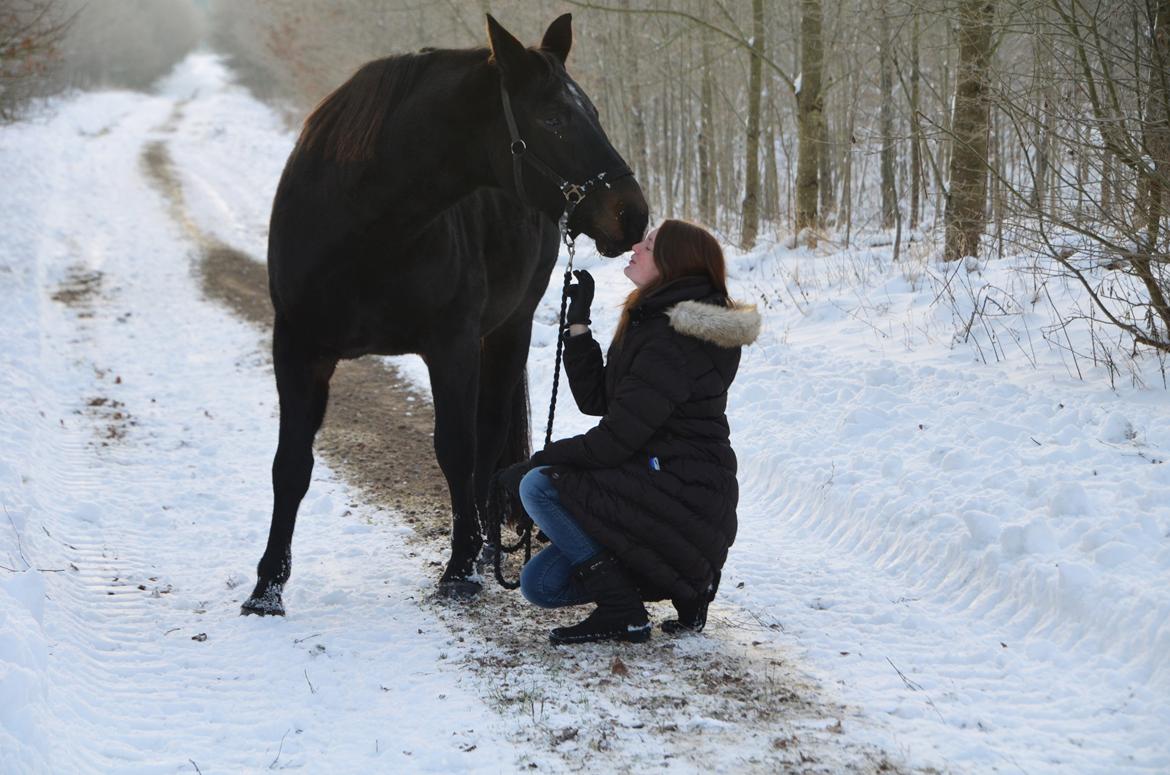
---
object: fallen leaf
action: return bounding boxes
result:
[610,655,629,677]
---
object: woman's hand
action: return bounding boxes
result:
[498,459,534,500]
[566,270,595,326]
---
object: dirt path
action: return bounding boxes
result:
[139,116,913,772]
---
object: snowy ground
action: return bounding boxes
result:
[2,53,1168,773]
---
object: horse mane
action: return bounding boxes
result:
[295,54,429,164]
[294,46,561,166]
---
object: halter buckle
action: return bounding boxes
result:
[510,139,526,156]
[564,184,585,205]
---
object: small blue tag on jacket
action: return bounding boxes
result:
[649,456,661,471]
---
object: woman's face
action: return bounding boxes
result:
[624,228,661,289]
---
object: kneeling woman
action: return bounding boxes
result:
[504,219,760,645]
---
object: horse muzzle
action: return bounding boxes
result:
[573,176,649,258]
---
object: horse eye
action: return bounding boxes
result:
[542,115,564,129]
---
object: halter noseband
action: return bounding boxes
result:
[498,81,633,233]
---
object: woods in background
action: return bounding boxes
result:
[1,0,202,120]
[2,0,1166,354]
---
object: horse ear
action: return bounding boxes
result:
[541,13,572,64]
[487,14,529,80]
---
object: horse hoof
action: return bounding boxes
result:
[240,598,285,616]
[240,582,285,616]
[436,578,482,600]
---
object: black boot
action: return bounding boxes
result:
[661,570,721,634]
[549,553,651,645]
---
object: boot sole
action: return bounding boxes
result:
[549,626,652,645]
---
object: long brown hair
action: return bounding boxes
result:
[612,219,730,346]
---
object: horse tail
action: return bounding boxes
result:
[480,367,533,590]
[506,366,532,464]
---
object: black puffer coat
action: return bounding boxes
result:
[531,275,760,602]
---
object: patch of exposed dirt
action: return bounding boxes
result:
[52,265,104,315]
[68,365,136,447]
[82,394,135,446]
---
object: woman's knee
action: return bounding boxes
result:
[519,561,558,609]
[518,466,554,510]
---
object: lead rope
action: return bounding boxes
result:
[484,221,576,589]
[546,219,576,448]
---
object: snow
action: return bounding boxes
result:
[2,52,1169,773]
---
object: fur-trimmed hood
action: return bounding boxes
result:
[666,300,761,348]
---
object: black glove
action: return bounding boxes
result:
[497,459,535,500]
[565,269,595,326]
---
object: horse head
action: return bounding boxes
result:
[486,14,649,258]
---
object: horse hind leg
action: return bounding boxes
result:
[241,321,335,616]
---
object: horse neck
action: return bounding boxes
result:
[366,62,501,233]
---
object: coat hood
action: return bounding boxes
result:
[666,299,761,348]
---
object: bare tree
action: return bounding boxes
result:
[739,0,765,248]
[878,0,897,228]
[908,4,924,230]
[943,0,995,260]
[698,30,716,226]
[796,0,825,240]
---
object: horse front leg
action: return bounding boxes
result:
[427,334,484,599]
[242,319,336,616]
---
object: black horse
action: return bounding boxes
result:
[241,14,649,614]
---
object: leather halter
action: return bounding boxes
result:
[498,80,633,233]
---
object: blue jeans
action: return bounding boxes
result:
[518,467,602,608]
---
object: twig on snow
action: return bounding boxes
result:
[4,505,30,570]
[886,657,946,724]
[304,669,316,694]
[188,759,203,774]
[269,728,290,769]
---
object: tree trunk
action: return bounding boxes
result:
[1136,0,1170,333]
[819,108,835,224]
[740,0,765,250]
[842,64,860,247]
[943,0,995,261]
[879,0,897,229]
[796,0,824,240]
[698,33,715,227]
[621,0,649,188]
[910,8,923,230]
[765,119,781,225]
[1029,13,1054,216]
